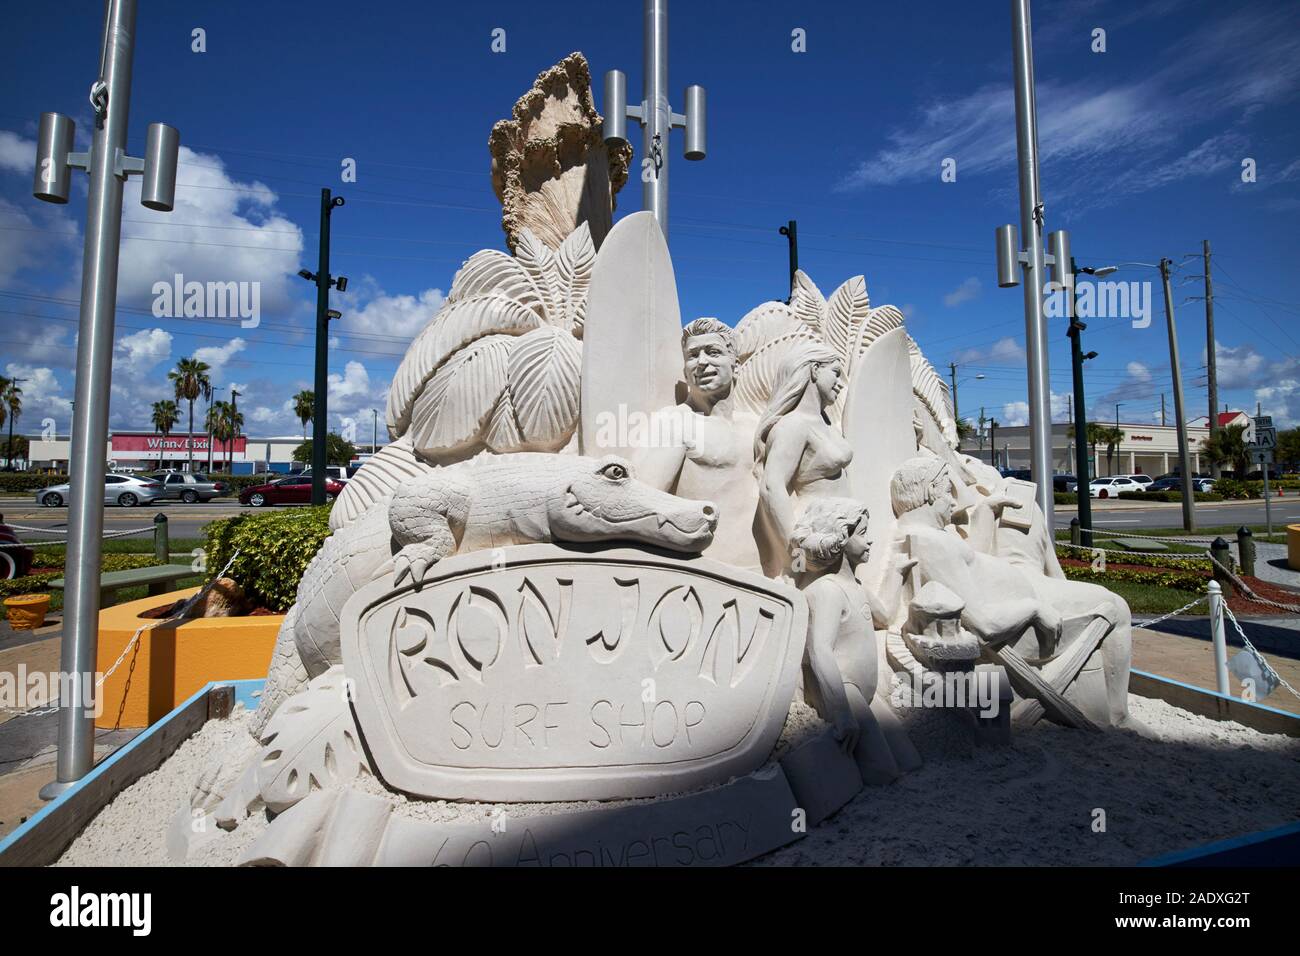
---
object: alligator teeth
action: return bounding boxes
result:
[565,491,580,510]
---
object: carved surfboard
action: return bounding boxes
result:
[579,211,685,458]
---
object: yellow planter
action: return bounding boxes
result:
[3,593,51,630]
[1289,525,1300,572]
[95,587,283,729]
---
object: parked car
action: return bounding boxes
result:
[1123,474,1154,491]
[239,474,346,507]
[145,471,229,503]
[1148,477,1181,492]
[0,520,34,579]
[1052,474,1078,493]
[35,473,166,508]
[298,466,350,483]
[1088,476,1145,498]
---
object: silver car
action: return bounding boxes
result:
[36,474,167,508]
[145,471,230,503]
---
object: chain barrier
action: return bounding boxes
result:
[1222,604,1300,703]
[1078,527,1219,546]
[1,551,239,718]
[1131,593,1209,628]
[1203,550,1300,614]
[0,524,159,548]
[1055,540,1213,562]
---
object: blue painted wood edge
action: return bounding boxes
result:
[1140,820,1300,867]
[0,677,266,860]
[1130,668,1299,722]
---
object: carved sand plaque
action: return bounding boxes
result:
[340,544,806,802]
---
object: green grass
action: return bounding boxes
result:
[1099,580,1205,616]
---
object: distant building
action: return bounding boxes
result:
[975,419,1213,478]
[27,431,309,474]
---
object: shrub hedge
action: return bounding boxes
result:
[0,473,66,493]
[1060,562,1209,591]
[203,505,333,612]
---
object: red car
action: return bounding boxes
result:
[239,474,346,507]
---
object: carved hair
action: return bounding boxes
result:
[752,341,841,463]
[681,317,737,357]
[790,497,869,570]
[890,456,950,517]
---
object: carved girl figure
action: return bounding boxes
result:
[790,497,920,782]
[753,342,855,578]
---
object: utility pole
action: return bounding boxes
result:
[948,362,961,450]
[1203,240,1219,478]
[989,419,999,470]
[1161,393,1166,427]
[779,220,798,302]
[993,0,1054,528]
[602,0,707,238]
[31,0,179,796]
[1160,258,1196,531]
[299,189,347,505]
[371,408,378,455]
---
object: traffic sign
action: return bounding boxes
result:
[1253,415,1276,448]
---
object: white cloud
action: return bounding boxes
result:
[3,363,72,436]
[115,146,305,320]
[1213,342,1267,389]
[1126,361,1152,383]
[1001,401,1029,427]
[953,336,1025,365]
[342,282,447,340]
[0,131,34,174]
[192,338,247,383]
[942,277,981,308]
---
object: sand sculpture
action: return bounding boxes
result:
[177,53,1141,867]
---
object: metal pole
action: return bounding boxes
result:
[642,0,669,234]
[1068,258,1092,547]
[1160,258,1196,531]
[372,408,378,455]
[153,512,168,564]
[1263,467,1273,538]
[1203,239,1219,479]
[311,189,332,506]
[1010,0,1053,528]
[1207,580,1229,695]
[779,220,798,301]
[47,0,137,797]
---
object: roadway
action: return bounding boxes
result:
[3,494,1296,543]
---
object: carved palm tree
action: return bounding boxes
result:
[168,358,211,473]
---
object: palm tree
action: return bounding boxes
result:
[151,399,179,437]
[168,358,211,473]
[0,377,20,471]
[293,389,314,440]
[955,418,975,452]
[223,401,244,472]
[1201,422,1249,477]
[1085,422,1124,477]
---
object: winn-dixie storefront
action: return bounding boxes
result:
[109,432,248,471]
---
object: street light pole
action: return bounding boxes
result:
[1067,258,1093,547]
[601,0,707,239]
[779,220,798,302]
[999,0,1054,527]
[1160,258,1196,531]
[300,189,346,506]
[31,0,179,796]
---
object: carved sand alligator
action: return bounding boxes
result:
[253,453,718,735]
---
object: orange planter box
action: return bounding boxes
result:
[95,587,283,729]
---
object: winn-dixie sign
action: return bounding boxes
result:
[110,433,248,455]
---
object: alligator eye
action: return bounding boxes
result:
[600,463,628,481]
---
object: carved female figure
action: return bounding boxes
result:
[753,342,856,578]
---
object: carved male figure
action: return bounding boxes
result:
[636,318,762,569]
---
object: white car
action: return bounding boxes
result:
[1123,475,1154,492]
[1089,476,1144,498]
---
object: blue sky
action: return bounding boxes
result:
[1,0,1297,442]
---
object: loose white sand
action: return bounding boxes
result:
[56,695,1299,867]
